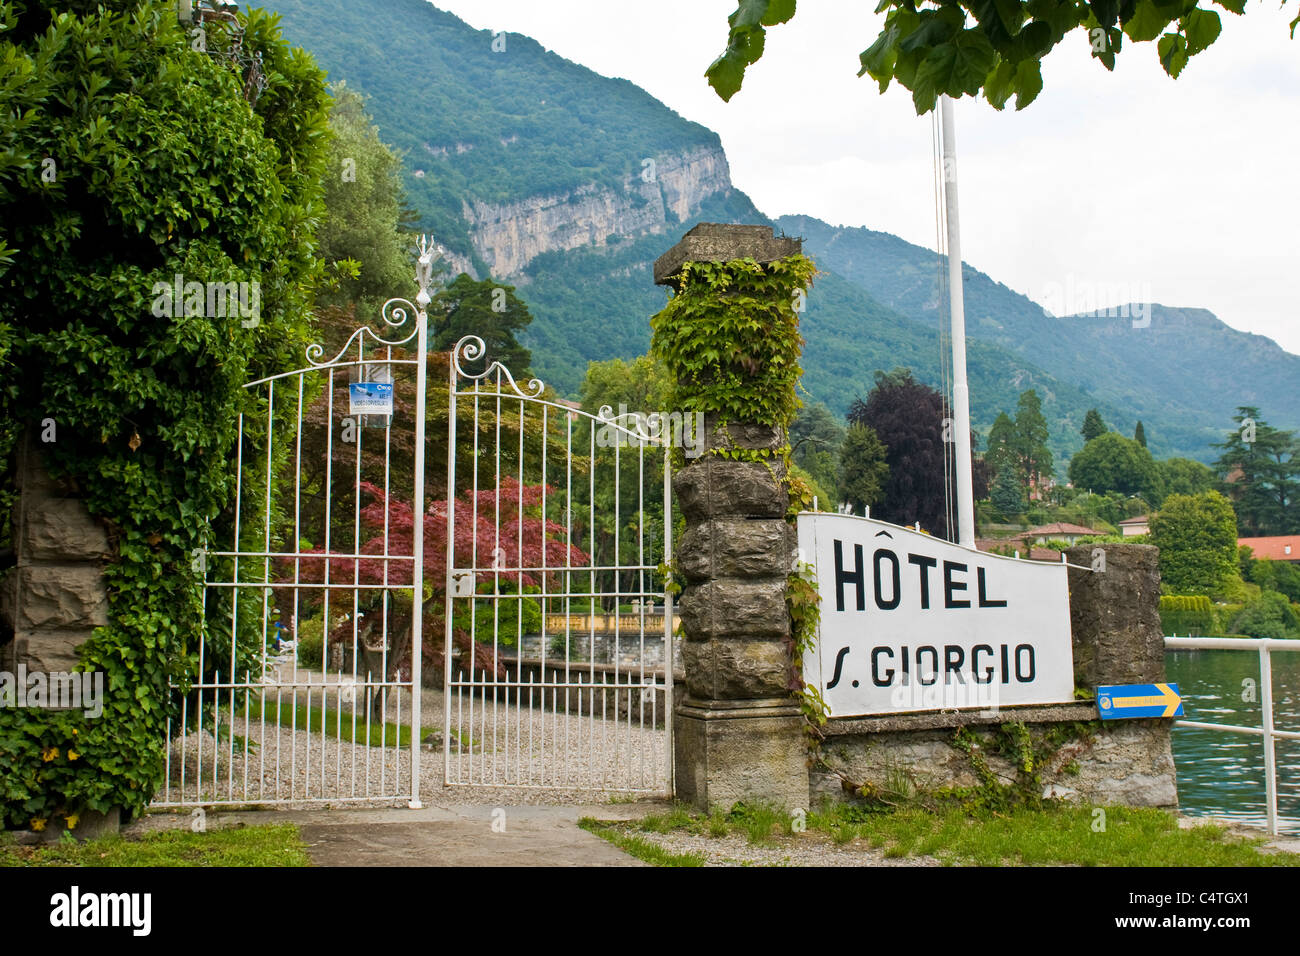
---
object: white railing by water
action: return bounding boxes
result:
[1164,636,1300,834]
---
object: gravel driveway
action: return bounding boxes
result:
[157,670,667,808]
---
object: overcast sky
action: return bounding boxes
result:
[433,1,1300,355]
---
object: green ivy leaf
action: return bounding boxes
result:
[1013,57,1044,109]
[1157,30,1189,76]
[1181,7,1221,55]
[983,59,1017,110]
[1123,0,1170,41]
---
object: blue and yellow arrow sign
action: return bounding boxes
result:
[1096,683,1183,720]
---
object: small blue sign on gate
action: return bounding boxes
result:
[348,381,393,416]
[1096,683,1184,720]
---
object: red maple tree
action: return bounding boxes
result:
[281,477,588,680]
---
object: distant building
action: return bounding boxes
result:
[552,397,581,423]
[975,539,1060,562]
[1023,522,1106,546]
[1118,515,1150,537]
[1238,535,1300,563]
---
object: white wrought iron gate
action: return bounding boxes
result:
[442,336,675,794]
[157,237,673,807]
[159,264,431,808]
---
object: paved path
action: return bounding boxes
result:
[133,801,657,867]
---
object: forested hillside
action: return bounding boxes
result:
[260,0,719,272]
[779,214,1300,461]
[255,0,1297,465]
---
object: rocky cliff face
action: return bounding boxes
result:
[462,145,732,278]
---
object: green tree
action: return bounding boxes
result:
[790,401,845,504]
[1069,432,1162,500]
[1230,592,1299,639]
[1247,558,1300,604]
[990,468,1026,518]
[986,411,1017,477]
[313,81,415,319]
[1213,407,1300,536]
[707,0,1295,114]
[1012,389,1054,489]
[430,274,534,374]
[1157,457,1215,503]
[838,422,889,515]
[1148,491,1239,596]
[1081,408,1107,442]
[580,353,673,416]
[1134,420,1147,448]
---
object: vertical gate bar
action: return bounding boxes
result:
[1260,646,1278,834]
[351,337,364,800]
[492,378,502,783]
[539,406,548,732]
[376,345,394,799]
[395,669,403,794]
[407,282,429,807]
[243,671,250,800]
[505,676,512,785]
[663,445,673,796]
[247,379,275,798]
[322,370,335,704]
[563,413,573,787]
[336,669,343,797]
[510,398,524,785]
[444,343,459,790]
[380,665,387,795]
[637,441,645,788]
[293,678,301,800]
[178,696,187,802]
[275,684,282,801]
[211,671,220,800]
[293,372,304,691]
[470,388,480,784]
[610,433,619,788]
[317,673,325,798]
[164,712,172,804]
[587,423,596,789]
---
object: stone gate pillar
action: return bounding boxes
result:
[654,224,809,812]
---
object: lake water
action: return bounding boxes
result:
[1165,648,1300,834]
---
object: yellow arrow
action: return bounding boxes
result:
[1111,684,1180,717]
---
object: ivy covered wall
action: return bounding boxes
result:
[0,0,331,828]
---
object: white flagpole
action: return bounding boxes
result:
[940,94,977,549]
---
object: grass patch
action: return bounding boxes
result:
[868,806,1299,867]
[226,696,415,749]
[585,800,1300,867]
[577,818,705,867]
[727,802,787,845]
[0,824,311,867]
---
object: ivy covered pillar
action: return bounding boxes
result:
[652,223,813,812]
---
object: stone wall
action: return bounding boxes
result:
[809,544,1179,811]
[812,705,1177,809]
[0,429,110,672]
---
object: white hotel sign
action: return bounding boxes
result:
[798,514,1075,717]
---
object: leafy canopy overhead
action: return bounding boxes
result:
[707,0,1293,114]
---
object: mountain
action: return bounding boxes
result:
[777,215,1300,462]
[255,0,1297,465]
[256,0,725,279]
